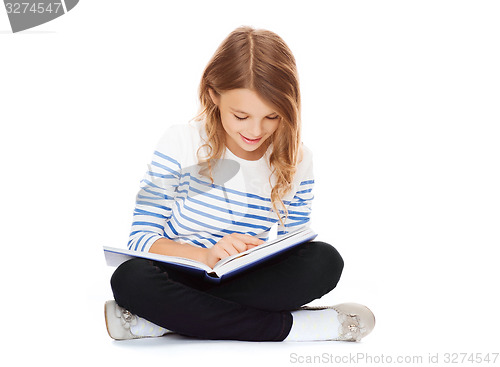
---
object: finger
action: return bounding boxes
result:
[214,246,231,260]
[228,237,249,253]
[231,233,266,246]
[221,241,242,256]
[221,235,250,253]
[216,237,237,253]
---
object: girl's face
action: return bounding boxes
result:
[209,88,280,161]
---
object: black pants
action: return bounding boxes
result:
[110,240,344,341]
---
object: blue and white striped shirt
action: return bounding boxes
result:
[128,120,315,252]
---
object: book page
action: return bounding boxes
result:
[103,246,213,273]
[212,227,311,270]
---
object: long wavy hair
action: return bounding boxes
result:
[195,26,302,227]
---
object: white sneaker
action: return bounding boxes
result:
[299,302,375,342]
[104,300,169,340]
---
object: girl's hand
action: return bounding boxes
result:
[204,233,265,268]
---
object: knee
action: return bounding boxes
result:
[308,241,344,291]
[110,258,152,308]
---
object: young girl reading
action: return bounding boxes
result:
[104,26,375,342]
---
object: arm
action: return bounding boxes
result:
[128,126,182,252]
[149,234,264,268]
[149,237,207,264]
[278,145,315,235]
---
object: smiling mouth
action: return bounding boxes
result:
[242,135,261,141]
[240,134,262,144]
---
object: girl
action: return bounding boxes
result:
[104,26,375,342]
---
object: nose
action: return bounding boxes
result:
[246,119,263,138]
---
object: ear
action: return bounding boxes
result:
[208,88,220,106]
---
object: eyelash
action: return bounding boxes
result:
[234,115,279,120]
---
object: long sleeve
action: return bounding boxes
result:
[127,126,183,252]
[277,144,315,235]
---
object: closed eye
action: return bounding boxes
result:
[233,114,279,120]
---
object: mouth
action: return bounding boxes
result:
[240,134,262,145]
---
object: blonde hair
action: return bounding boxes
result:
[195,26,302,227]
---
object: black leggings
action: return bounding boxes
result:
[110,240,344,341]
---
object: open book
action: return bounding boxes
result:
[103,227,317,283]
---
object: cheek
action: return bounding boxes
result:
[268,120,280,134]
[221,114,237,133]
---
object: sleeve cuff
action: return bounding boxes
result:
[138,233,165,253]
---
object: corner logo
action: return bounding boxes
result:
[4,0,79,33]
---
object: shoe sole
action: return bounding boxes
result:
[104,300,117,340]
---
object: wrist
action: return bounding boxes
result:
[149,238,208,264]
[192,246,210,266]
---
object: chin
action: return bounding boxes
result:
[241,142,263,151]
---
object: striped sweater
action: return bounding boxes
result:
[128,119,315,252]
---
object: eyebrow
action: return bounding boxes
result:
[230,108,278,116]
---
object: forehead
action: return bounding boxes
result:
[220,88,277,115]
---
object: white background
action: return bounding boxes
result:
[1,1,499,365]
